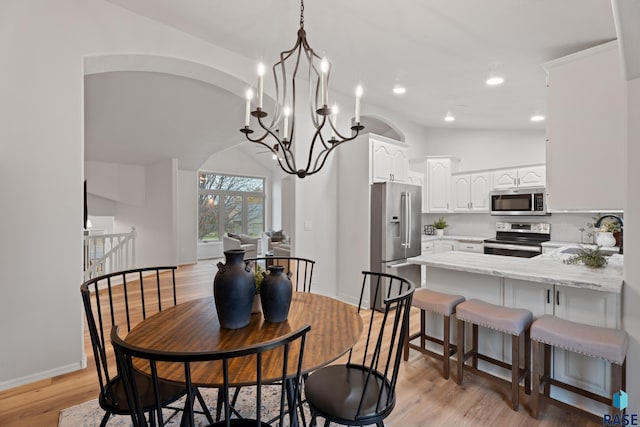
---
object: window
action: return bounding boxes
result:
[198,173,265,241]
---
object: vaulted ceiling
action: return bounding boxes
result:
[85,0,617,169]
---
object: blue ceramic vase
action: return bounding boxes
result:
[213,249,255,329]
[260,265,292,323]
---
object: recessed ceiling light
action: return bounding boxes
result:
[530,115,545,122]
[486,76,505,86]
[444,113,455,122]
[393,86,406,95]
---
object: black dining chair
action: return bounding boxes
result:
[111,323,311,427]
[304,271,415,427]
[245,256,315,293]
[81,267,213,427]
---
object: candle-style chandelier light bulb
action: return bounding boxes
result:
[240,0,364,178]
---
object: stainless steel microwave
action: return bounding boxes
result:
[490,187,548,216]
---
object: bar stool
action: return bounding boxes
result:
[531,315,629,419]
[403,289,465,379]
[456,299,533,411]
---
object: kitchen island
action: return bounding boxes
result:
[406,249,623,416]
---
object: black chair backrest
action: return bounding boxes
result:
[111,323,311,427]
[80,267,179,408]
[351,271,415,418]
[245,256,315,292]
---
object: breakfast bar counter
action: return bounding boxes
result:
[406,248,623,415]
[407,250,623,293]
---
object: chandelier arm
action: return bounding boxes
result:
[308,125,363,175]
[303,125,330,172]
[242,126,273,144]
[255,115,298,172]
[328,119,358,142]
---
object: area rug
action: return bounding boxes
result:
[58,387,382,427]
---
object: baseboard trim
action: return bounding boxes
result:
[0,359,85,392]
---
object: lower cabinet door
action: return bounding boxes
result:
[552,286,620,413]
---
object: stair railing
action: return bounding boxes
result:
[83,227,136,281]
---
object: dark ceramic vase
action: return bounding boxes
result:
[260,265,292,323]
[213,249,255,329]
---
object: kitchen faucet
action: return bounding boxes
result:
[594,214,624,254]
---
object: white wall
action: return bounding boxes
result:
[410,127,545,172]
[85,161,145,205]
[114,158,177,268]
[177,170,198,264]
[623,76,640,412]
[0,0,257,390]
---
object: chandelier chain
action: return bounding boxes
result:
[300,0,304,28]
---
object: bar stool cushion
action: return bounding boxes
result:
[531,315,628,365]
[456,299,532,336]
[412,289,465,316]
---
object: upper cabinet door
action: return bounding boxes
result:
[452,173,492,212]
[469,173,492,211]
[390,148,410,183]
[371,140,409,183]
[427,159,452,212]
[492,169,518,189]
[452,175,471,212]
[371,141,394,183]
[492,166,545,189]
[517,165,546,188]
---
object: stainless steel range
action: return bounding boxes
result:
[484,222,550,258]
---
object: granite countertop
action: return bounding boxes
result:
[407,249,623,293]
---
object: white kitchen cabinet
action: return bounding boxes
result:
[434,240,454,253]
[454,239,484,253]
[504,279,620,412]
[422,157,459,213]
[371,140,409,183]
[421,240,434,254]
[451,173,492,212]
[544,41,625,211]
[553,285,619,403]
[492,165,545,190]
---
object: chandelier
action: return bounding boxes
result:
[240,0,364,178]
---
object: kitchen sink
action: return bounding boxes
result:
[561,247,618,256]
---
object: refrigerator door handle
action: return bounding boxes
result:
[406,191,412,249]
[400,192,408,248]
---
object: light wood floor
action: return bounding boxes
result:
[0,261,600,427]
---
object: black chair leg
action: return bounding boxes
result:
[99,412,111,427]
[195,388,214,424]
[323,419,330,427]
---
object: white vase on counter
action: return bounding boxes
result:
[436,229,444,237]
[596,231,616,247]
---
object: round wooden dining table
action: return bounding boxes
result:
[124,292,363,387]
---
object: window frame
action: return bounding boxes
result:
[197,171,266,242]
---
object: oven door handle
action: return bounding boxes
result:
[484,242,542,252]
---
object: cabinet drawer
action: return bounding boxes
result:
[422,241,434,254]
[454,240,484,253]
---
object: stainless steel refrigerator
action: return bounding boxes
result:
[370,181,422,311]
